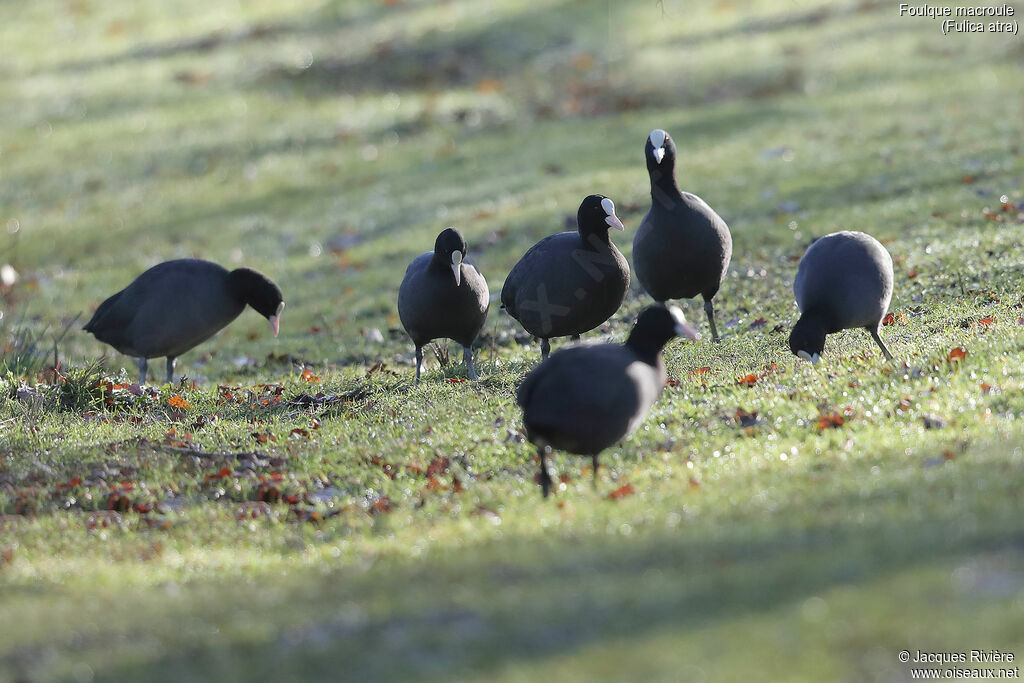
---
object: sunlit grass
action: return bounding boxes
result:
[1,0,1023,679]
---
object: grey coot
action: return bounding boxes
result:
[633,129,733,341]
[789,230,894,362]
[398,227,490,382]
[516,304,700,497]
[501,194,630,359]
[83,259,284,384]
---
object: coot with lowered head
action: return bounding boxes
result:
[83,259,284,384]
[789,230,894,363]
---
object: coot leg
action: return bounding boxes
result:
[571,334,581,342]
[138,358,148,386]
[540,338,551,360]
[538,443,553,498]
[165,357,176,385]
[414,345,424,383]
[703,299,720,342]
[591,455,599,488]
[868,328,894,361]
[463,345,478,380]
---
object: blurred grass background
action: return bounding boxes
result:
[2,0,1020,375]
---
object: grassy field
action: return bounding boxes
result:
[2,0,1024,680]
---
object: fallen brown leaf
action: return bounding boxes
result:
[817,411,844,430]
[607,483,634,500]
[947,347,968,363]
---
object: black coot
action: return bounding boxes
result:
[517,304,699,497]
[501,194,630,359]
[398,227,490,381]
[789,230,894,362]
[633,129,732,341]
[84,259,284,384]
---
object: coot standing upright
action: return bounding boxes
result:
[398,227,490,382]
[517,304,700,497]
[501,195,630,359]
[83,259,284,384]
[633,129,732,341]
[789,230,894,362]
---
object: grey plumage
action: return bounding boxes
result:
[789,230,894,361]
[517,304,699,497]
[501,194,630,359]
[633,129,732,342]
[83,259,284,384]
[398,227,489,381]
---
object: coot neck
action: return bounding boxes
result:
[429,252,452,271]
[577,228,611,250]
[226,267,282,317]
[226,270,256,306]
[648,162,682,201]
[626,334,668,367]
[801,308,837,335]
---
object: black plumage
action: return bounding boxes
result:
[517,304,699,497]
[398,227,490,381]
[789,230,894,362]
[83,259,284,384]
[501,194,630,359]
[633,129,733,341]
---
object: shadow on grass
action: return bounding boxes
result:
[255,1,591,98]
[669,0,888,48]
[45,0,440,75]
[37,453,1024,681]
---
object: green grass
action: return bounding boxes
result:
[2,0,1024,680]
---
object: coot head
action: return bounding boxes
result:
[645,129,677,172]
[229,268,285,337]
[434,227,469,286]
[627,304,699,359]
[788,316,826,363]
[577,194,625,238]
